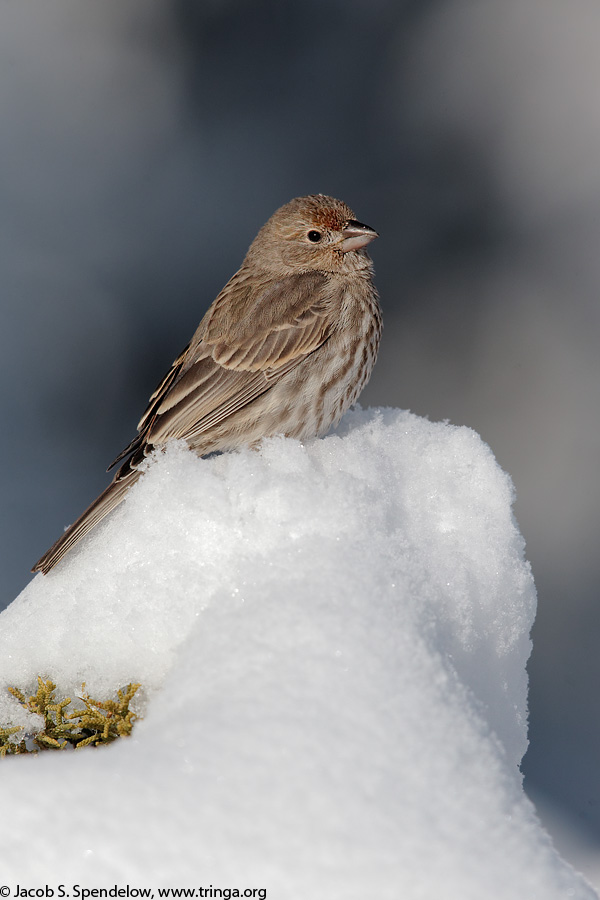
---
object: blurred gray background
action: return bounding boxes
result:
[2,0,599,882]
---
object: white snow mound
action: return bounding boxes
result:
[0,407,594,898]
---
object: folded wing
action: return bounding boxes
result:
[129,268,335,449]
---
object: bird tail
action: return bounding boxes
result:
[32,464,141,575]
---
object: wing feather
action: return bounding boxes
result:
[111,267,336,456]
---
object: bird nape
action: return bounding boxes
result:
[32,194,381,574]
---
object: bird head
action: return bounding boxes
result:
[245,194,378,275]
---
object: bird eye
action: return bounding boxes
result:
[307,230,322,243]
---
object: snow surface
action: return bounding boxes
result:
[0,408,594,898]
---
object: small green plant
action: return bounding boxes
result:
[0,677,141,755]
[0,724,27,756]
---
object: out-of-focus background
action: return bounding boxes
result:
[1,0,599,884]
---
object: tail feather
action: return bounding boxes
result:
[32,466,141,574]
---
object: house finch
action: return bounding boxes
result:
[33,194,381,574]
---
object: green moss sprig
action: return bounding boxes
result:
[0,677,141,755]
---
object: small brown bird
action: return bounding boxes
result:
[33,194,381,574]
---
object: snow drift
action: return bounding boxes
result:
[0,408,594,898]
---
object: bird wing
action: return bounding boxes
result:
[113,269,335,453]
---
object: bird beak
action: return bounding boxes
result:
[338,219,379,253]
